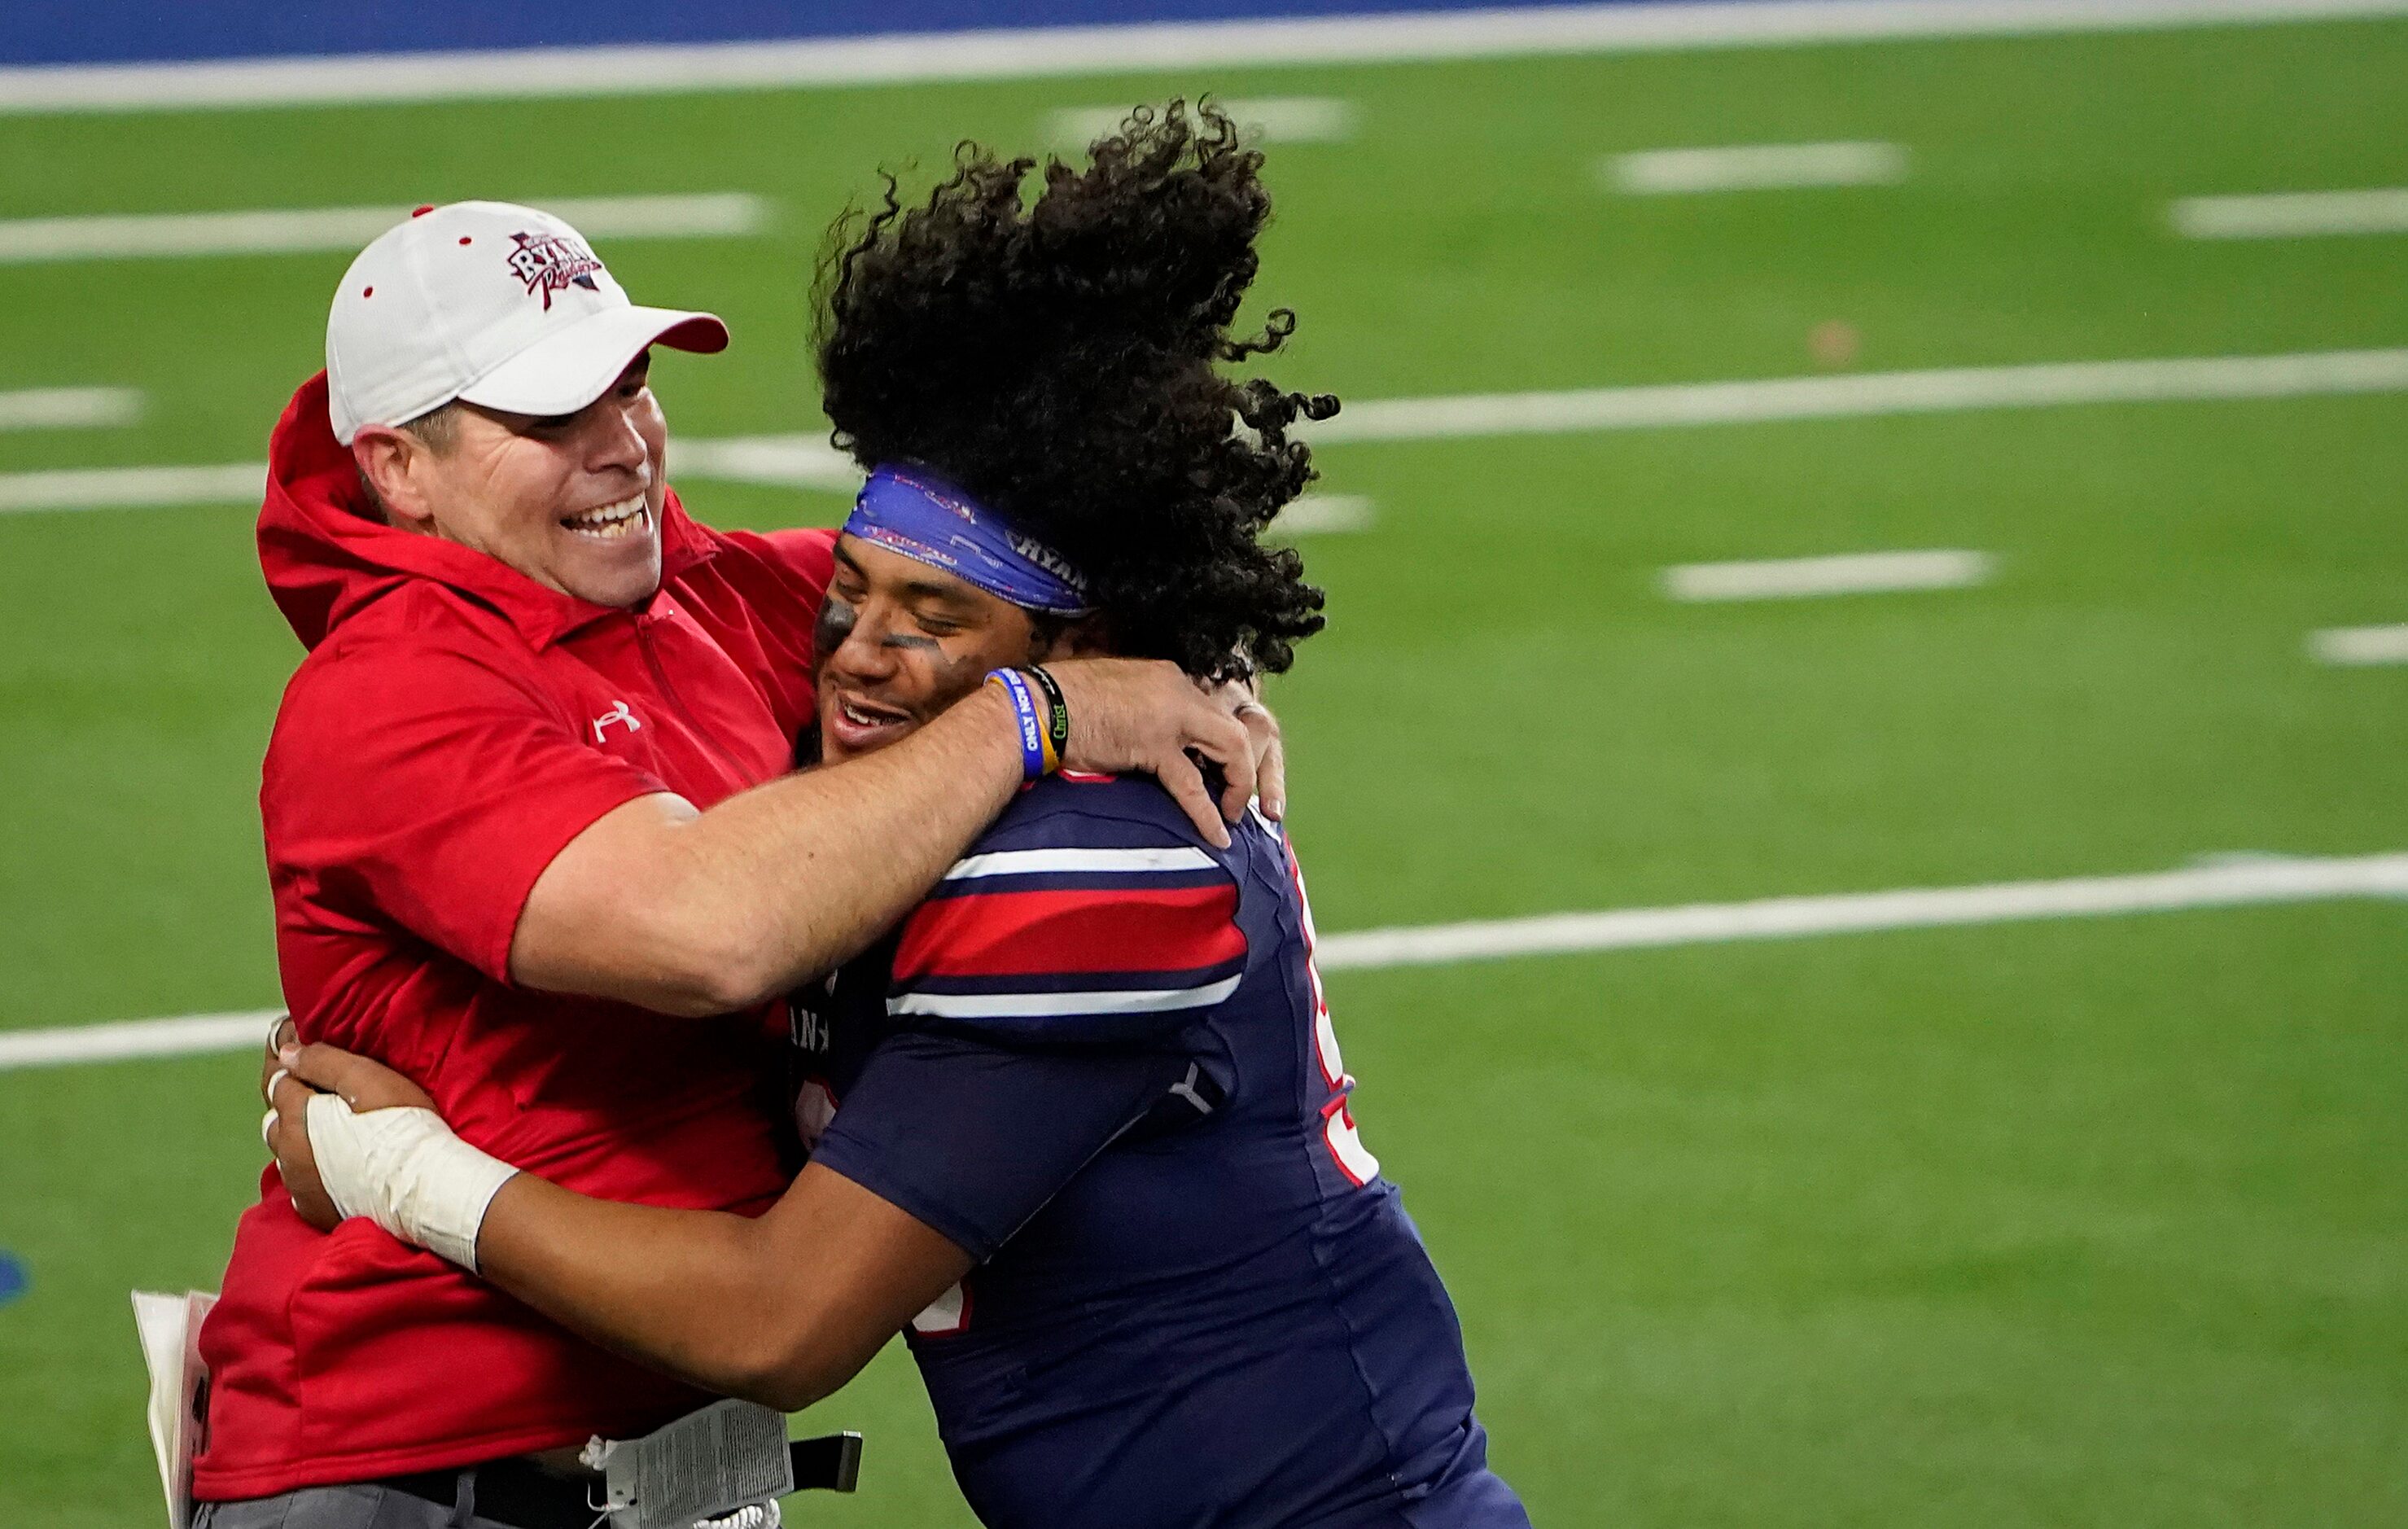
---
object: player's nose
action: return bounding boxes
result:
[828,610,903,682]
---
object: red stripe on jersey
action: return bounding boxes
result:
[896,883,1243,981]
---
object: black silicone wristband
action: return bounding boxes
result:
[1024,664,1070,763]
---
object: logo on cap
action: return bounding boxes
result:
[506,230,605,310]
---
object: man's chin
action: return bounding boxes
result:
[558,570,663,610]
[553,531,663,609]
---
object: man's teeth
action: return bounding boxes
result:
[840,699,901,728]
[563,495,648,539]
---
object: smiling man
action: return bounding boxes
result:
[195,199,1272,1529]
[272,110,1530,1529]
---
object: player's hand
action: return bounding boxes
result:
[1040,659,1257,846]
[258,1013,295,1115]
[260,1015,339,1231]
[265,1036,435,1232]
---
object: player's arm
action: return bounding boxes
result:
[271,1024,1189,1410]
[487,1162,965,1409]
[269,1038,960,1407]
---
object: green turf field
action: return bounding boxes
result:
[5,15,2407,1527]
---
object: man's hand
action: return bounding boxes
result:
[264,1030,435,1232]
[1042,660,1281,845]
[1215,679,1285,822]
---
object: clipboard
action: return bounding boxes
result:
[133,1289,217,1529]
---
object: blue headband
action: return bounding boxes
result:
[843,466,1092,616]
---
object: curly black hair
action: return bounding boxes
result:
[814,99,1338,681]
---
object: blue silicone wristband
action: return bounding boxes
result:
[986,668,1049,782]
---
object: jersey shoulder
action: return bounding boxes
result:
[886,774,1250,1047]
[985,770,1218,846]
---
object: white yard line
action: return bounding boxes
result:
[12,346,2408,516]
[0,462,267,514]
[1049,96,1357,147]
[3,0,2402,115]
[670,434,860,492]
[0,387,142,431]
[11,852,2405,1068]
[2171,186,2408,239]
[1316,851,2408,970]
[1663,549,1992,602]
[1605,141,1907,194]
[2309,624,2408,665]
[0,194,768,265]
[1310,346,2408,442]
[0,1010,278,1071]
[1274,494,1377,535]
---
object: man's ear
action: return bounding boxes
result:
[350,426,437,531]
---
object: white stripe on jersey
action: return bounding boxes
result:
[941,845,1218,880]
[890,973,1243,1020]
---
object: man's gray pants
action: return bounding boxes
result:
[195,1478,557,1529]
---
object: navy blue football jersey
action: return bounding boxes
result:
[796,773,1530,1529]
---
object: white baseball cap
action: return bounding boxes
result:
[325,199,728,445]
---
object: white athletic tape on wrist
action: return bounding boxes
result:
[304,1093,518,1273]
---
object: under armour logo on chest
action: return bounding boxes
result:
[591,700,641,743]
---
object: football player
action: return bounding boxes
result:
[275,103,1529,1529]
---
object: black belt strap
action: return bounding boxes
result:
[376,1433,863,1528]
[789,1433,865,1495]
[376,1456,599,1529]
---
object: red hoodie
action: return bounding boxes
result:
[195,374,836,1499]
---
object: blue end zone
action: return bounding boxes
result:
[10,0,1619,68]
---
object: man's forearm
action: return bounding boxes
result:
[514,659,1264,1015]
[659,685,1022,992]
[513,686,1021,1012]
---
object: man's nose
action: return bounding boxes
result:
[580,399,650,475]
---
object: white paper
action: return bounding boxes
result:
[603,1398,793,1529]
[133,1289,217,1529]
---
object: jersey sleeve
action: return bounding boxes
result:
[809,1031,1192,1260]
[810,793,1249,1258]
[883,803,1250,1047]
[264,640,671,984]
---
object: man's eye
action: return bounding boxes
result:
[917,617,962,637]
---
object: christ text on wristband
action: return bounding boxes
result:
[1024,664,1069,773]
